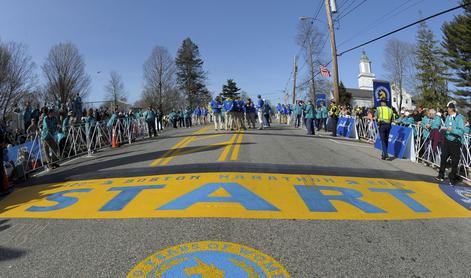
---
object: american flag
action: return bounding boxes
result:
[320,65,331,78]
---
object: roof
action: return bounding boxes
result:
[346,88,372,99]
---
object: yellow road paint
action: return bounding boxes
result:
[177,140,232,156]
[218,133,239,161]
[127,241,290,277]
[150,126,211,166]
[192,133,227,141]
[230,131,244,161]
[1,172,470,220]
[159,137,196,166]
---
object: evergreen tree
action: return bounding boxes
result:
[415,20,449,108]
[441,0,471,109]
[338,82,351,105]
[175,38,207,108]
[220,79,240,99]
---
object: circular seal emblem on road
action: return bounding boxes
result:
[127,241,290,277]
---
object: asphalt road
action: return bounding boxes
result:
[1,124,470,277]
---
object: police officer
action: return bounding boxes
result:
[436,102,465,185]
[375,98,394,160]
[329,100,339,136]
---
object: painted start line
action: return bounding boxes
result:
[0,172,470,220]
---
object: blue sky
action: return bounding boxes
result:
[0,0,464,105]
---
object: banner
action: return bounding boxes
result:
[336,117,358,139]
[375,125,415,160]
[373,80,392,108]
[315,94,326,106]
[4,138,43,166]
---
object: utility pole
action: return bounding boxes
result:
[325,0,340,103]
[292,55,298,104]
[307,39,316,102]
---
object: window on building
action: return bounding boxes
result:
[405,100,408,104]
[393,98,396,102]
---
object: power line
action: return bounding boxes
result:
[338,0,424,47]
[313,0,324,21]
[338,3,468,56]
[336,0,358,17]
[336,0,368,21]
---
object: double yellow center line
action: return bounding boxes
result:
[218,131,244,161]
[150,126,211,166]
[150,127,245,167]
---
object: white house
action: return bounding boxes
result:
[348,51,414,110]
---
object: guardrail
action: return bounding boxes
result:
[5,116,152,179]
[356,117,470,181]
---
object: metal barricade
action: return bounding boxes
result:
[355,117,470,181]
[14,117,150,176]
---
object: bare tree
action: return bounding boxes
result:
[42,42,90,106]
[296,19,326,101]
[383,39,416,110]
[105,70,127,108]
[143,46,176,111]
[0,42,36,120]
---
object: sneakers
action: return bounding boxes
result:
[434,176,444,182]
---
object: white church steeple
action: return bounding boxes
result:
[358,50,375,90]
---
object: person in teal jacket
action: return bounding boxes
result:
[62,111,73,135]
[23,102,33,130]
[41,109,59,169]
[421,109,442,140]
[401,112,415,126]
[436,102,466,185]
[320,102,328,132]
[143,106,157,138]
[169,110,178,128]
[315,105,322,131]
[293,101,303,128]
[303,100,315,135]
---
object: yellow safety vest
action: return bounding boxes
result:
[377,106,393,123]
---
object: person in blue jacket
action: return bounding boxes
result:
[223,98,235,130]
[245,98,257,129]
[211,97,223,130]
[436,102,466,185]
[256,95,264,130]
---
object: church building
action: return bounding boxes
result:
[347,51,414,111]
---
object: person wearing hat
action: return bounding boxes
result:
[328,100,339,136]
[436,102,465,185]
[375,98,394,160]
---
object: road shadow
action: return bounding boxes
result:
[26,142,255,186]
[0,246,26,261]
[26,162,437,186]
[0,219,10,232]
